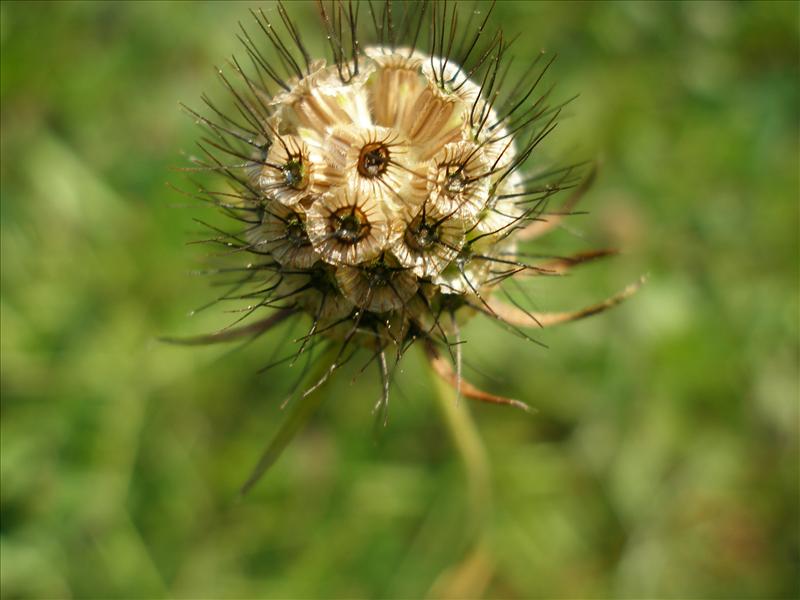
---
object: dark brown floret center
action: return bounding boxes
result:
[333,207,370,244]
[307,263,336,294]
[366,263,392,287]
[283,158,308,190]
[444,170,467,196]
[406,215,438,250]
[357,142,390,178]
[286,214,309,246]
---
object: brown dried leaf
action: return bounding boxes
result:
[517,248,619,278]
[424,340,532,413]
[489,275,646,328]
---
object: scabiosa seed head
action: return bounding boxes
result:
[171,1,643,490]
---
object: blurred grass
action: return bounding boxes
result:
[1,1,798,598]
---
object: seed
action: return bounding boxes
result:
[357,142,390,178]
[334,208,368,244]
[282,159,307,190]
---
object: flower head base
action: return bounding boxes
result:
[172,2,642,489]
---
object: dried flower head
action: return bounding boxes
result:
[169,1,642,491]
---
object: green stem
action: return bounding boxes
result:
[430,370,492,533]
[427,371,496,599]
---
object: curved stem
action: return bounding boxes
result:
[431,372,492,528]
[428,369,495,599]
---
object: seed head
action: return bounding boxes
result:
[174,1,643,432]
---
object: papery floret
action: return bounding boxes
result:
[391,202,466,278]
[426,141,492,224]
[248,202,318,269]
[306,182,392,266]
[335,259,418,313]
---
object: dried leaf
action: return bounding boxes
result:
[489,275,646,328]
[516,248,619,278]
[424,340,532,413]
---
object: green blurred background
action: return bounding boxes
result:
[1,1,798,598]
